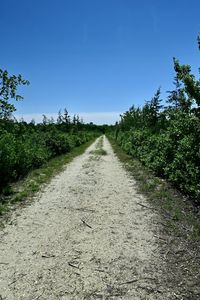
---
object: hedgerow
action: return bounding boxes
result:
[0,118,99,193]
[110,38,200,204]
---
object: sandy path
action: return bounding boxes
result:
[0,136,170,299]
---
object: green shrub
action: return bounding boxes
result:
[0,125,97,194]
[114,112,200,202]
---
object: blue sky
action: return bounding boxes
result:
[1,0,199,124]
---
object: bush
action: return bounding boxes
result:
[0,124,97,193]
[45,132,74,156]
[114,112,200,202]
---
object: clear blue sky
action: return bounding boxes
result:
[1,0,199,124]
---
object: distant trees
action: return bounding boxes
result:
[0,107,101,194]
[120,87,163,131]
[0,69,102,195]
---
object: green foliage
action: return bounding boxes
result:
[114,110,200,202]
[45,132,74,156]
[0,69,100,202]
[0,69,29,119]
[0,113,100,195]
[111,37,200,203]
[173,57,200,109]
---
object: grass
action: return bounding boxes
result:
[108,136,200,298]
[90,149,107,156]
[107,136,200,242]
[95,136,104,149]
[0,138,96,221]
[89,136,107,156]
[107,137,200,298]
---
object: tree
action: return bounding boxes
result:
[167,76,187,111]
[30,118,36,125]
[63,108,71,125]
[72,114,77,125]
[0,69,29,119]
[120,105,143,130]
[42,114,48,125]
[57,109,63,124]
[144,87,163,129]
[173,55,200,110]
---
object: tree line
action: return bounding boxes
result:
[0,70,101,194]
[1,37,200,204]
[110,37,200,204]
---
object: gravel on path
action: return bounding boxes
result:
[0,136,172,299]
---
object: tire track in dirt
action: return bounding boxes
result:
[0,136,173,299]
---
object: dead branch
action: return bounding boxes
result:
[81,219,92,229]
[136,203,155,210]
[94,268,106,273]
[8,274,26,286]
[41,254,55,258]
[68,262,79,269]
[119,279,139,285]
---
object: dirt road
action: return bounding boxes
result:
[0,136,173,299]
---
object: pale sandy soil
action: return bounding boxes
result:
[0,136,175,299]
